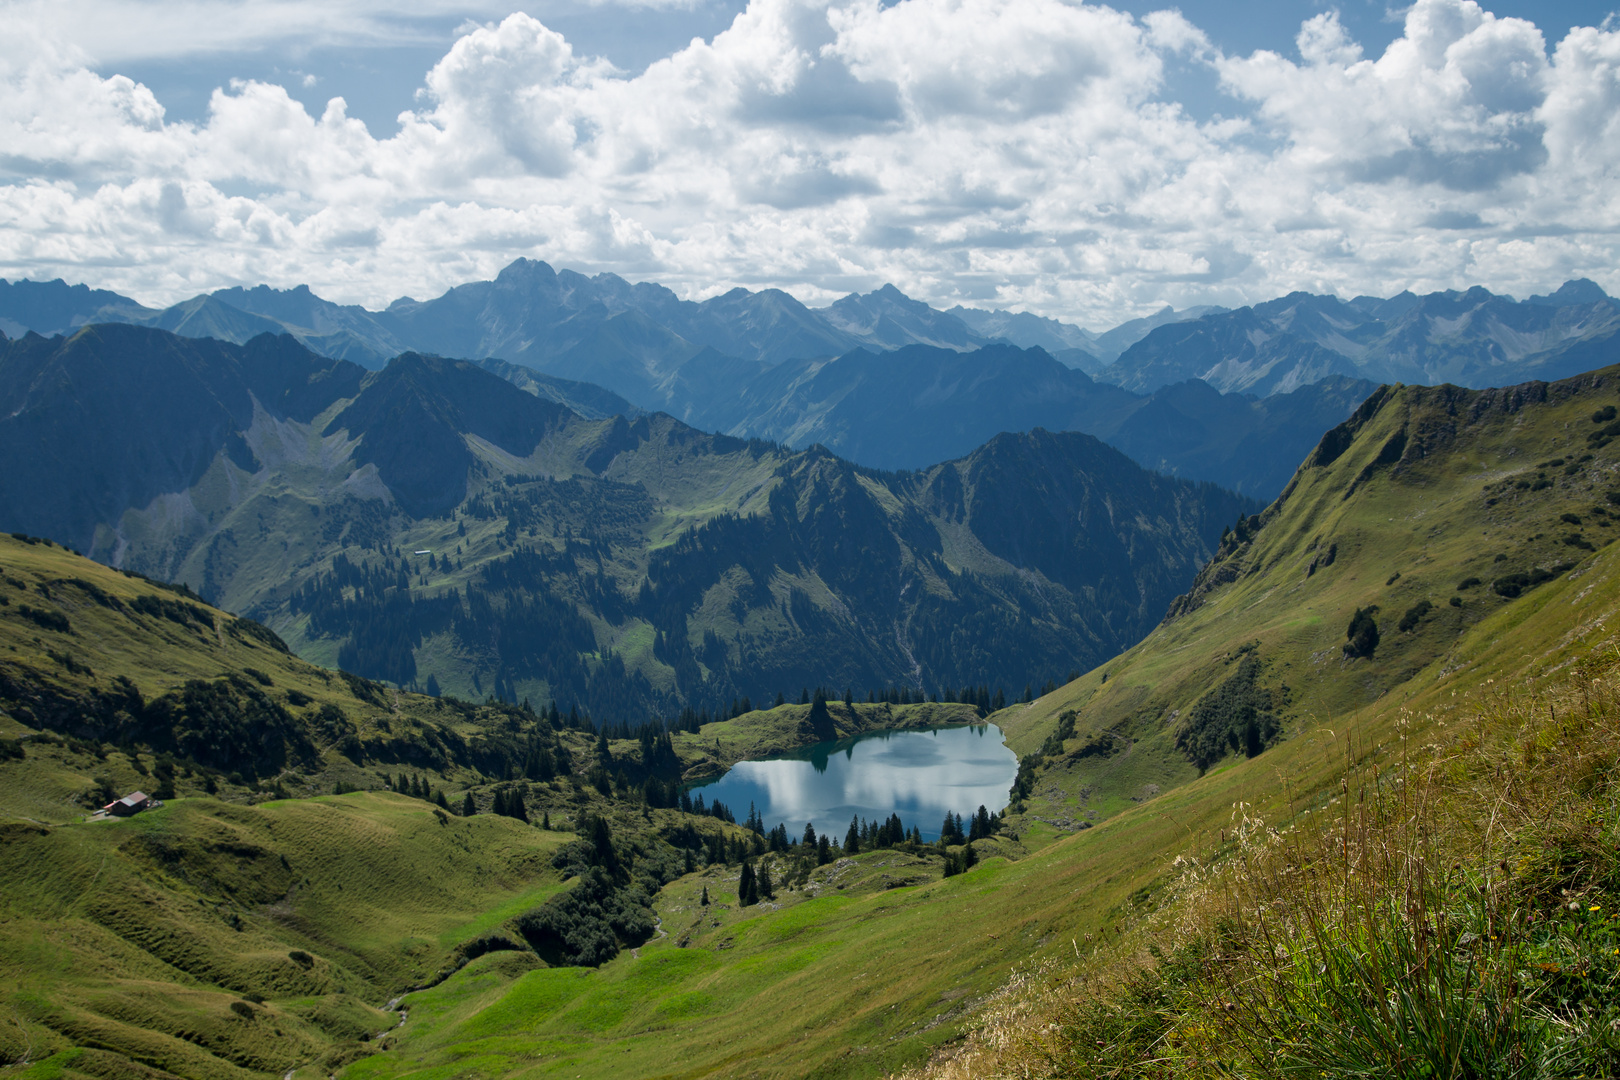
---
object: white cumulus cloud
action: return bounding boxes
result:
[0,0,1618,327]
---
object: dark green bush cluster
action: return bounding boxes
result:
[1398,599,1433,633]
[1345,606,1380,657]
[17,604,70,633]
[513,866,657,967]
[1493,563,1576,598]
[1039,710,1076,756]
[1176,652,1285,772]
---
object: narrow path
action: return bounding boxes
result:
[631,916,668,958]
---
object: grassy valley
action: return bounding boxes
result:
[4,354,1620,1079]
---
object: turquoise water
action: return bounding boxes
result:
[689,724,1018,842]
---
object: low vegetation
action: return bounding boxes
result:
[907,635,1620,1078]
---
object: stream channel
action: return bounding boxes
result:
[689,724,1018,841]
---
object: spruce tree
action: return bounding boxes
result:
[808,687,835,740]
[802,822,818,848]
[973,804,993,840]
[492,789,509,817]
[590,815,620,876]
[700,884,710,906]
[844,815,861,855]
[739,861,758,906]
[462,791,477,816]
[541,810,551,830]
[758,861,774,900]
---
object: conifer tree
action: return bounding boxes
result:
[844,815,861,855]
[541,810,551,830]
[462,791,477,816]
[739,861,758,906]
[758,861,774,900]
[492,789,509,817]
[590,815,620,876]
[972,804,993,840]
[802,821,818,848]
[808,687,835,740]
[700,884,710,906]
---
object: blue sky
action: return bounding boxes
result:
[2,0,1619,326]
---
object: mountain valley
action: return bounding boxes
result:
[6,348,1620,1080]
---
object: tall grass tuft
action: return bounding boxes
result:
[903,650,1620,1079]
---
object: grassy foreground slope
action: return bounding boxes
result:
[908,397,1620,1076]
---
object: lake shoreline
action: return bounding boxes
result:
[671,699,990,784]
[684,720,1019,842]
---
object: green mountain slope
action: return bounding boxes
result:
[0,326,1254,723]
[996,365,1620,833]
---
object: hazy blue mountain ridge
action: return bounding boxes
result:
[1104,282,1620,395]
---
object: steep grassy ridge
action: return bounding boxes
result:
[995,368,1620,833]
[907,423,1620,1080]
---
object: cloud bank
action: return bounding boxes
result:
[2,0,1618,325]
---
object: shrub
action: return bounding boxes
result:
[1344,606,1380,658]
[1397,599,1432,633]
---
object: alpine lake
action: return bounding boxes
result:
[690,723,1018,841]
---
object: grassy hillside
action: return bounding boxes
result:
[9,365,1620,1080]
[0,534,1014,1078]
[995,370,1620,835]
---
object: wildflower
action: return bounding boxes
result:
[1591,905,1602,912]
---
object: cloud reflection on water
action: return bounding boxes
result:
[693,725,1018,840]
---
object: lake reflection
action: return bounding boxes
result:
[690,725,1017,841]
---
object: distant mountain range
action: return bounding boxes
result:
[3,263,1615,497]
[0,323,1255,719]
[1104,280,1620,396]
